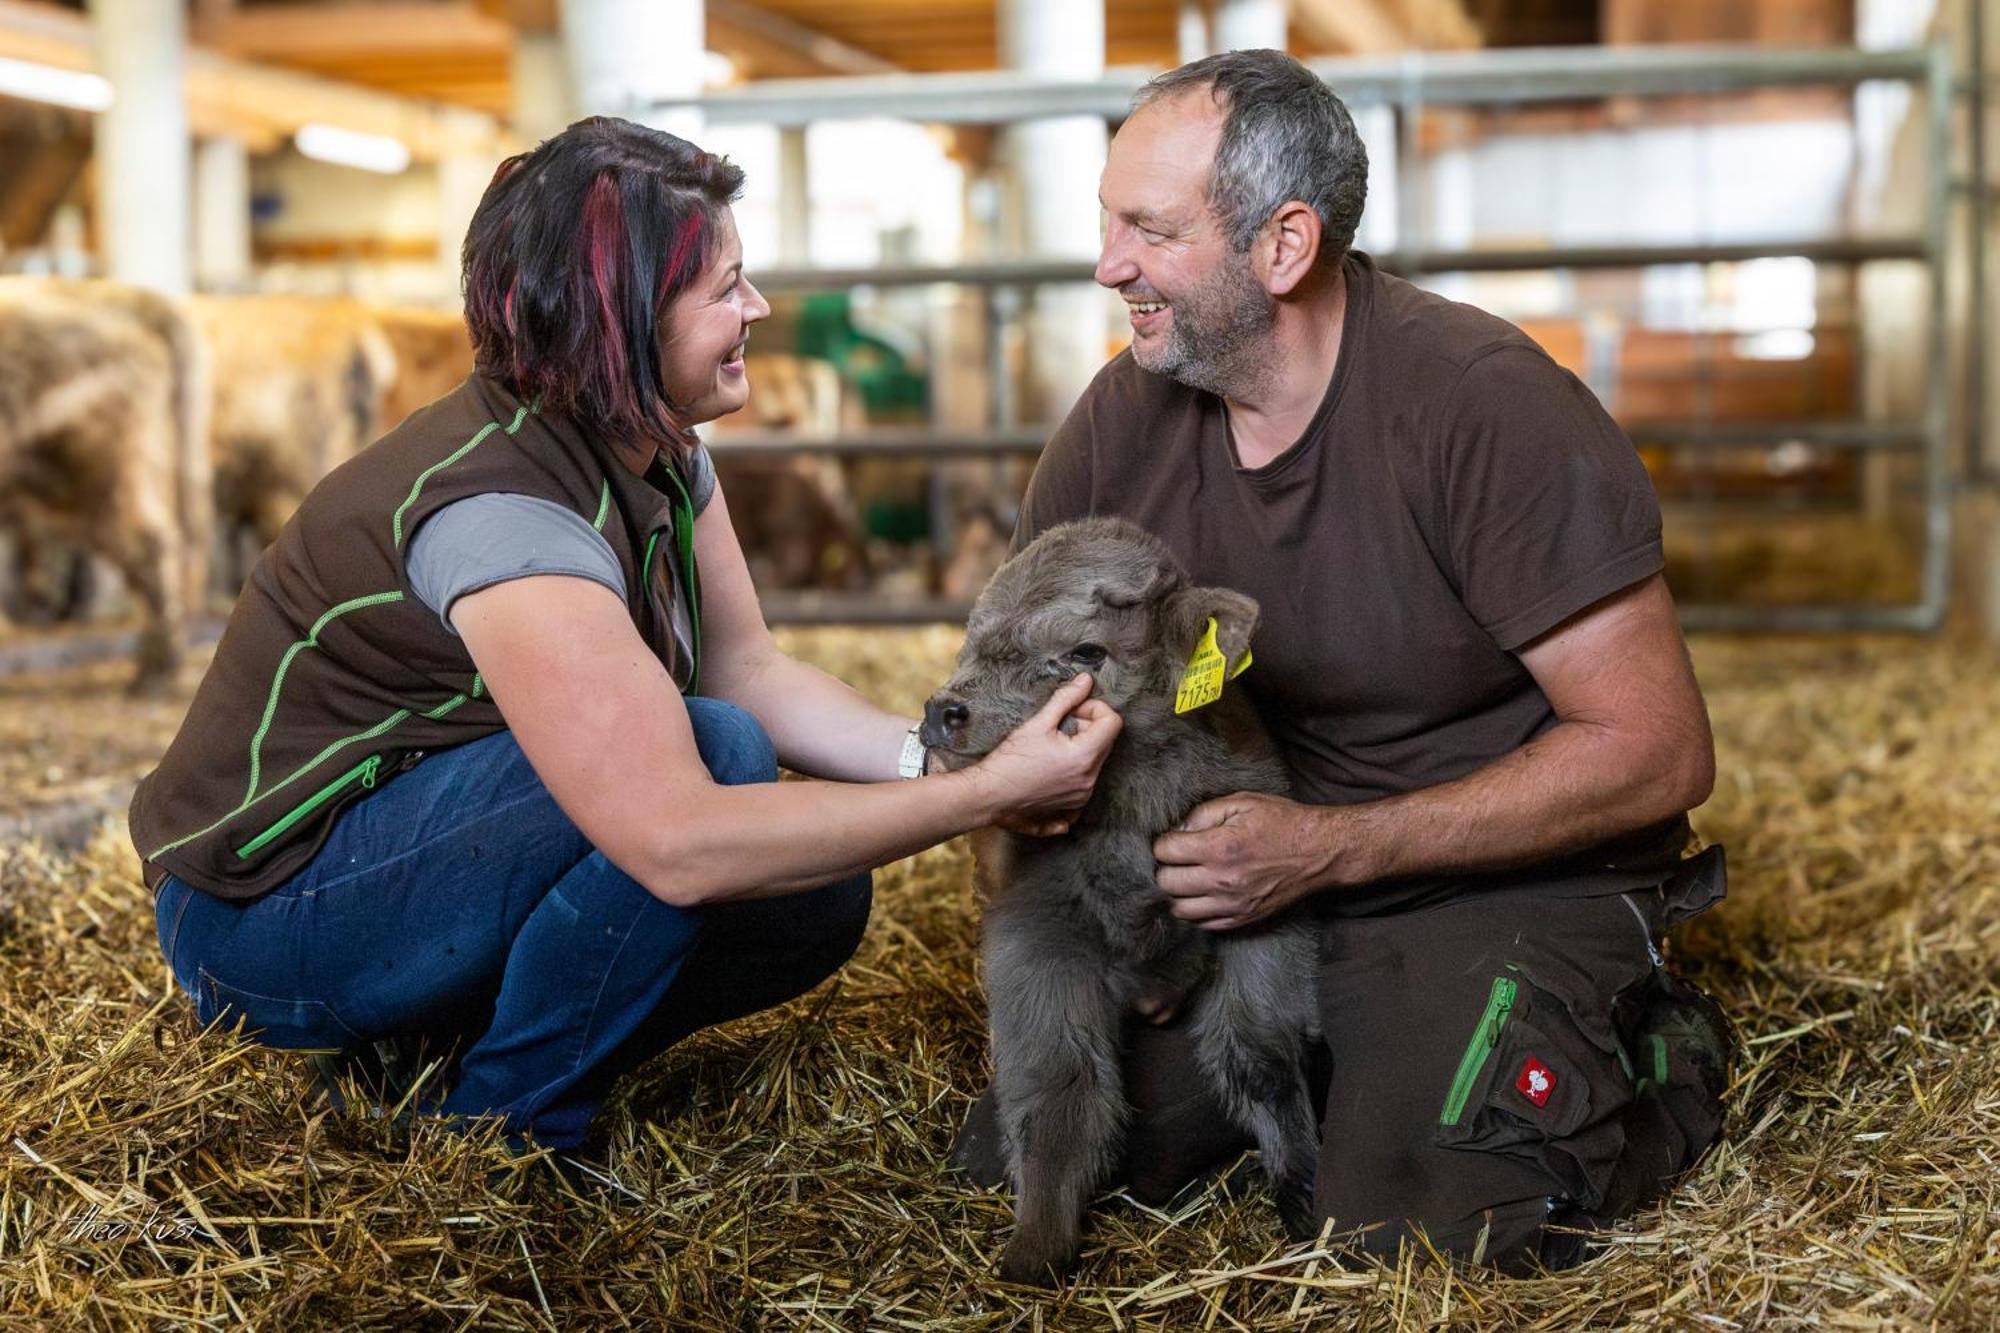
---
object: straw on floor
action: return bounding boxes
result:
[0,624,1994,1329]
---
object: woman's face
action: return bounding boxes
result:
[658,209,770,426]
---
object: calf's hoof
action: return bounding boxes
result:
[999,1237,1073,1288]
[1276,1183,1319,1244]
[945,1089,1010,1189]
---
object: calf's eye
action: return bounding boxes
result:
[1068,643,1108,668]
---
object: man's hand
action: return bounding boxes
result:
[1153,793,1361,931]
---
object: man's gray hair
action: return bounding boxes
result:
[1133,49,1368,259]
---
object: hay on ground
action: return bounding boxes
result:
[0,624,1994,1328]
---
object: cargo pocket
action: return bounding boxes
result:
[1433,963,1637,1212]
[196,967,365,1052]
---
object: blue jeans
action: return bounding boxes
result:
[153,698,872,1149]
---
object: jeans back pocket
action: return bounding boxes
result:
[196,967,364,1052]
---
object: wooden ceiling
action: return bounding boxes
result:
[153,0,1487,119]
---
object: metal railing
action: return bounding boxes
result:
[668,43,1959,633]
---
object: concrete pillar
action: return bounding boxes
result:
[777,126,809,265]
[193,135,251,291]
[511,31,575,145]
[560,0,703,138]
[437,117,496,305]
[89,0,191,293]
[999,0,1109,424]
[1213,0,1287,51]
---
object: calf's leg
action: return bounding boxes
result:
[984,924,1125,1285]
[1190,927,1322,1239]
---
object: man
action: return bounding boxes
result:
[952,49,1734,1271]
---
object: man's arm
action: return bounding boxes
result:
[1153,573,1713,930]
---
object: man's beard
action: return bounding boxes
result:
[1130,257,1278,400]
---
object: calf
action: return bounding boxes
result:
[923,517,1320,1285]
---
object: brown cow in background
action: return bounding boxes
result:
[366,305,474,431]
[709,353,872,593]
[190,296,399,584]
[0,279,211,691]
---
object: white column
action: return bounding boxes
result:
[1178,0,1213,63]
[560,0,704,139]
[193,135,251,291]
[90,0,191,293]
[511,30,575,145]
[1213,0,1287,51]
[999,0,1109,424]
[777,126,810,265]
[437,114,497,305]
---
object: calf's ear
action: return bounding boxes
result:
[1169,586,1260,676]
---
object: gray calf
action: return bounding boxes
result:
[923,517,1319,1285]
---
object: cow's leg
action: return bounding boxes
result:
[984,918,1125,1286]
[110,521,181,693]
[1190,926,1322,1240]
[93,413,185,693]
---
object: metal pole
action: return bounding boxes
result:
[1922,39,1955,628]
[1969,0,1990,486]
[745,238,1929,292]
[665,45,1934,127]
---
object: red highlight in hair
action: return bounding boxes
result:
[461,117,746,453]
[581,175,634,426]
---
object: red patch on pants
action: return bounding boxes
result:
[1516,1056,1556,1107]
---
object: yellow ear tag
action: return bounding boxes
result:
[1174,617,1251,714]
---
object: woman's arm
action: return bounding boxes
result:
[451,573,1118,908]
[689,480,918,782]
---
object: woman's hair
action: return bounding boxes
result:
[462,117,745,457]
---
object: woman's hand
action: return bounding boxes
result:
[969,673,1123,834]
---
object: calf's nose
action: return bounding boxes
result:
[921,696,970,748]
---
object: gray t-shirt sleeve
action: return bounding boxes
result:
[405,492,627,635]
[685,441,717,515]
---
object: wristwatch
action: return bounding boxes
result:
[897,725,931,779]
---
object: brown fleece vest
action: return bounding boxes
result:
[129,375,702,900]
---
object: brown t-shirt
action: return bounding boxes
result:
[1015,250,1688,916]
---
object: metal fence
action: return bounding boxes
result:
[668,41,1964,633]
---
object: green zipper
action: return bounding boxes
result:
[649,461,703,695]
[235,754,382,859]
[1440,975,1518,1127]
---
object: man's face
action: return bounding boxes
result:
[1096,93,1276,397]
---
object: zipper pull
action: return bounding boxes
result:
[360,755,383,789]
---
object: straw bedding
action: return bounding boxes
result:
[0,624,1994,1329]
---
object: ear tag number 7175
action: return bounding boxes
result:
[1174,616,1252,714]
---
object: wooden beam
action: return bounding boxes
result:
[473,0,557,34]
[1392,0,1483,50]
[0,0,511,161]
[1291,0,1409,54]
[193,2,512,62]
[0,117,90,249]
[1292,0,1483,53]
[709,0,900,77]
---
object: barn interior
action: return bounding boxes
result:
[0,0,1996,1326]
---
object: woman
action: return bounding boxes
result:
[130,118,1119,1152]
